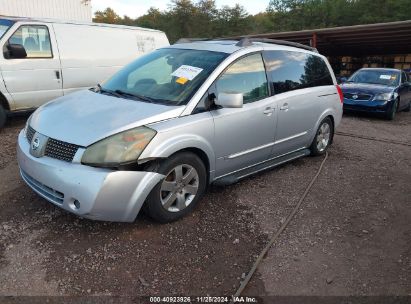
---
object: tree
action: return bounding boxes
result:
[93,8,121,24]
[196,0,219,37]
[216,4,250,37]
[93,0,411,42]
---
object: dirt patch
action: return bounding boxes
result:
[244,112,411,296]
[1,112,410,298]
[0,122,268,296]
[0,116,27,170]
[0,228,59,295]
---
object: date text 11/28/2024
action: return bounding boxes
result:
[149,296,258,303]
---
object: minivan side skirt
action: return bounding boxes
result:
[213,147,310,185]
[227,131,308,160]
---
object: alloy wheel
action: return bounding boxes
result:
[316,122,331,152]
[160,164,199,212]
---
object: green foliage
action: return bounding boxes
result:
[266,0,411,31]
[92,0,411,43]
[93,8,121,24]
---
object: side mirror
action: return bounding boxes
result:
[215,92,243,108]
[339,77,347,84]
[6,44,27,59]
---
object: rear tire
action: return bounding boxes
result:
[386,99,399,120]
[310,117,333,156]
[144,152,207,223]
[0,105,6,129]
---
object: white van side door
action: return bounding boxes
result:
[1,22,62,110]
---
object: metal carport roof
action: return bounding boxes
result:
[237,20,411,56]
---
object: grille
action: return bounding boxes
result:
[26,125,80,162]
[26,125,35,143]
[343,92,372,101]
[20,170,64,204]
[45,138,80,162]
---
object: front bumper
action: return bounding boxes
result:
[343,98,392,113]
[17,130,164,222]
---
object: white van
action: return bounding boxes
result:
[0,16,169,127]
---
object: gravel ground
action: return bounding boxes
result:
[244,112,411,297]
[0,111,410,301]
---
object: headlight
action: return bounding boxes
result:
[81,126,156,167]
[373,92,397,101]
[23,114,32,135]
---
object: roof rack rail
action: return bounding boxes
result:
[173,37,318,53]
[235,37,318,52]
[174,38,209,44]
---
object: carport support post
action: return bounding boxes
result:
[311,32,318,48]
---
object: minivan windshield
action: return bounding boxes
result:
[101,48,228,105]
[0,19,15,39]
[348,69,400,87]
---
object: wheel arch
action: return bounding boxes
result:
[139,135,216,183]
[327,114,335,144]
[0,91,10,111]
[310,110,337,145]
[177,147,210,182]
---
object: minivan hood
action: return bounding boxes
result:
[341,82,395,94]
[29,90,185,147]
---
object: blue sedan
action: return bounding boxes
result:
[341,68,411,120]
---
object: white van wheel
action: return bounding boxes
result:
[0,105,6,129]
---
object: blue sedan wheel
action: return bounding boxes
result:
[386,99,399,120]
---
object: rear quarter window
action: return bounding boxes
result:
[263,50,333,94]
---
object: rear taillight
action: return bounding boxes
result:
[336,85,343,104]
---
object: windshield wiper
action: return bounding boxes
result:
[95,85,162,104]
[114,90,157,103]
[95,84,123,98]
[365,82,387,85]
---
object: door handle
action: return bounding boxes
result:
[55,70,60,79]
[280,103,289,111]
[263,107,274,115]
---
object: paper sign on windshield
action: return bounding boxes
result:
[171,65,203,81]
[380,75,392,80]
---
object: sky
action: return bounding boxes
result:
[91,0,270,18]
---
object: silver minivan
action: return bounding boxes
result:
[17,38,343,223]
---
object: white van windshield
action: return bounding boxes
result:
[101,48,228,106]
[0,19,14,39]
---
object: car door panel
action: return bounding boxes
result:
[399,72,411,107]
[212,97,277,177]
[398,85,407,109]
[263,50,335,157]
[273,86,337,155]
[210,52,277,178]
[1,23,62,110]
[271,88,317,154]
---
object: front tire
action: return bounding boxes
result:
[0,105,6,129]
[386,99,399,120]
[310,117,333,156]
[144,152,207,223]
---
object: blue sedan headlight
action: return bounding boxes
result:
[373,92,397,101]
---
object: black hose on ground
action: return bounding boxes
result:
[234,151,329,297]
[335,131,411,147]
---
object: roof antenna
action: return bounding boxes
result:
[175,38,193,44]
[235,37,252,47]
